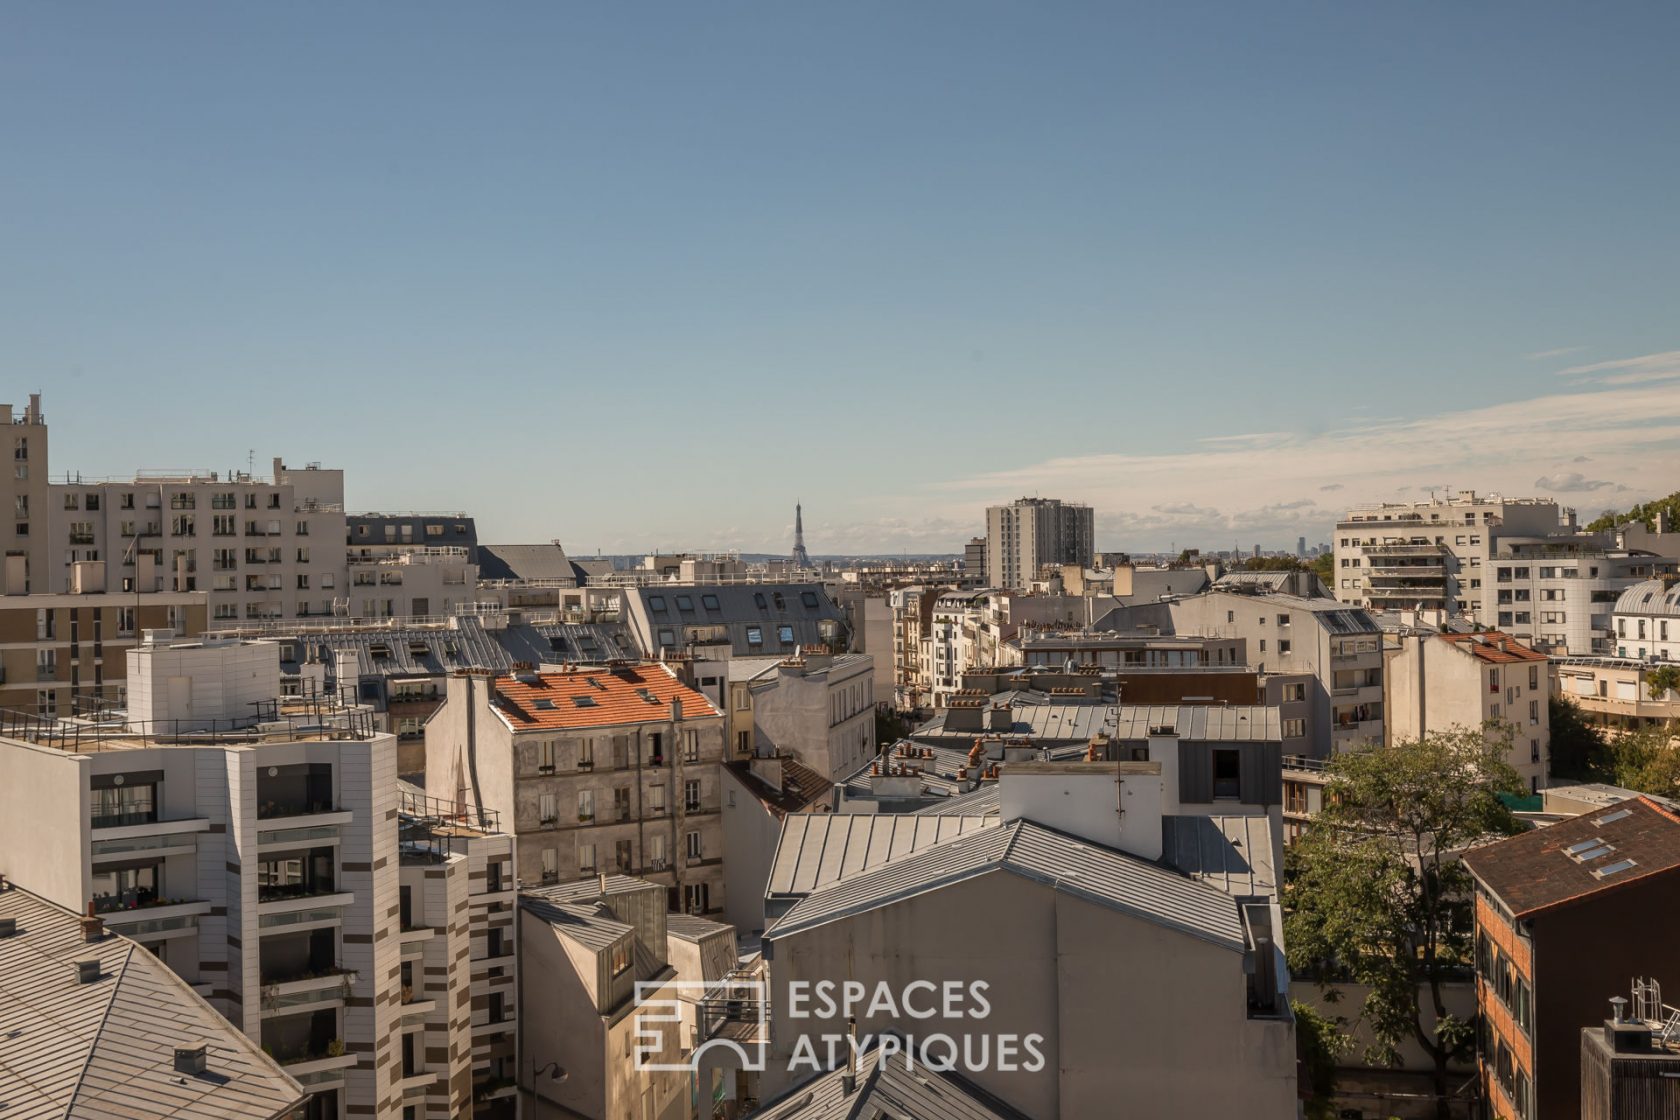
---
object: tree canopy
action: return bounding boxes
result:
[1285,727,1525,1119]
[1586,490,1680,533]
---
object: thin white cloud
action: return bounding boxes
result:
[906,376,1680,550]
[1527,346,1585,360]
[1557,350,1680,377]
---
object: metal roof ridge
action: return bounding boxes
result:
[60,938,134,1118]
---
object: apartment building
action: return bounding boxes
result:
[395,787,520,1119]
[0,879,307,1120]
[0,586,204,716]
[1385,631,1551,792]
[760,758,1296,1118]
[1462,796,1680,1119]
[517,875,691,1120]
[345,546,477,620]
[1333,491,1564,615]
[1105,589,1385,757]
[347,513,478,561]
[734,651,875,781]
[984,497,1094,590]
[1553,656,1680,734]
[887,583,947,710]
[51,458,349,623]
[427,664,728,915]
[964,534,987,580]
[0,638,401,1119]
[1612,577,1680,661]
[1486,542,1674,655]
[0,394,50,593]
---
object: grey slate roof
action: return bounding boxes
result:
[625,583,847,658]
[767,813,995,899]
[665,913,734,942]
[750,1040,1033,1120]
[0,885,305,1120]
[1160,815,1277,897]
[477,543,580,584]
[346,513,477,557]
[765,820,1247,950]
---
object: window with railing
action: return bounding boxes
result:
[91,780,158,828]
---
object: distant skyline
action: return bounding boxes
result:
[7,3,1679,554]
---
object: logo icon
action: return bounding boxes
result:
[632,978,769,1072]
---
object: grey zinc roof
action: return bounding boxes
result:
[519,896,634,952]
[912,784,1002,817]
[665,913,734,943]
[0,885,305,1120]
[767,813,996,899]
[522,875,657,905]
[346,513,477,554]
[914,701,1282,745]
[1616,578,1680,618]
[321,615,511,679]
[765,820,1247,950]
[751,1040,1033,1120]
[1160,815,1278,897]
[493,621,642,665]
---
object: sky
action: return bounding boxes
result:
[5,2,1679,555]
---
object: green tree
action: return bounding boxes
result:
[1603,723,1680,797]
[1241,556,1309,572]
[1312,551,1334,587]
[1293,1000,1352,1120]
[1586,490,1680,533]
[1285,728,1525,1120]
[1548,694,1609,781]
[1648,665,1680,701]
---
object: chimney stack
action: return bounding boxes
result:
[79,900,104,943]
[841,1018,858,1095]
[597,872,608,898]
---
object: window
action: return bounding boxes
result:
[577,790,595,821]
[1278,639,1291,655]
[683,730,700,763]
[772,592,786,610]
[674,595,694,612]
[615,839,633,871]
[610,939,630,976]
[541,847,559,882]
[537,793,557,825]
[648,833,668,869]
[577,740,594,769]
[614,786,631,821]
[1529,699,1539,725]
[91,779,158,828]
[753,593,767,610]
[777,624,795,645]
[685,780,702,812]
[538,740,555,774]
[686,831,702,861]
[745,626,763,648]
[701,594,720,611]
[1488,668,1499,694]
[1282,718,1306,738]
[801,591,820,609]
[657,628,676,647]
[648,595,666,612]
[648,784,665,813]
[575,841,594,873]
[91,864,159,913]
[1212,749,1241,799]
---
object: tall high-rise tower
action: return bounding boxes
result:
[790,502,812,568]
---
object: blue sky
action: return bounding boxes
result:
[5,2,1679,554]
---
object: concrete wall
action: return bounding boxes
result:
[997,763,1163,859]
[766,869,1296,1119]
[128,638,282,729]
[721,767,780,935]
[0,740,92,908]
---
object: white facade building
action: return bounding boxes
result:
[1612,578,1680,662]
[1332,491,1564,616]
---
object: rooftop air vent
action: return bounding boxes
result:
[0,917,15,938]
[174,1041,208,1076]
[76,959,101,984]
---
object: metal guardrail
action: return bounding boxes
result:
[0,704,378,752]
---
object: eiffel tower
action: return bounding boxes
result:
[790,502,812,568]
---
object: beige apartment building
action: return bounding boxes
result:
[984,497,1094,590]
[0,587,204,716]
[427,664,729,914]
[1385,630,1551,793]
[1333,491,1564,615]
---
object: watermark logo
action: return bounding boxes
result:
[632,979,770,1073]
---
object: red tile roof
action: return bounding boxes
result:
[1462,796,1680,918]
[490,664,719,730]
[1438,631,1549,665]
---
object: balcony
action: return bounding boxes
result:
[260,971,358,1017]
[101,898,212,925]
